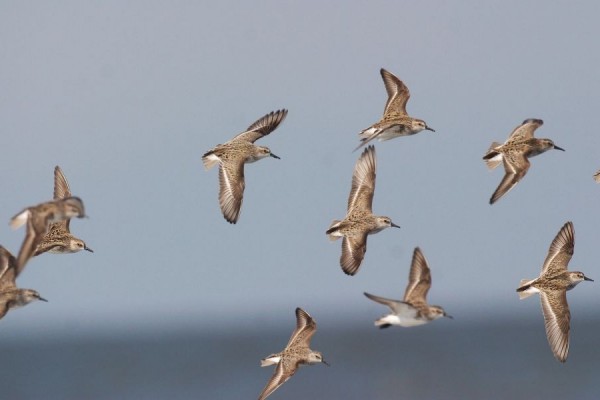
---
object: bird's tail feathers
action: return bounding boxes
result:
[10,210,29,230]
[326,220,342,241]
[201,152,219,170]
[516,279,536,299]
[483,142,503,170]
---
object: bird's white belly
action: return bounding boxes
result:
[378,125,407,140]
[379,314,427,327]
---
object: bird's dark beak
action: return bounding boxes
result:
[322,359,330,367]
[84,245,94,253]
[584,276,594,282]
[554,145,565,151]
[38,296,48,302]
[445,313,454,319]
[270,153,280,159]
[426,126,436,132]
[391,222,401,229]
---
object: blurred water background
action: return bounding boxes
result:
[3,316,599,399]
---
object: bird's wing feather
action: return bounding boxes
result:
[540,290,570,362]
[541,221,575,276]
[340,234,367,276]
[507,119,543,141]
[364,292,413,314]
[347,146,376,212]
[218,160,245,224]
[257,360,296,400]
[53,166,72,231]
[380,68,410,116]
[286,308,317,349]
[403,247,432,304]
[0,247,17,291]
[489,151,530,204]
[16,214,49,272]
[232,110,288,143]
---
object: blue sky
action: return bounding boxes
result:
[1,1,599,337]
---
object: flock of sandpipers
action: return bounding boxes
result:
[1,166,91,319]
[2,68,596,399]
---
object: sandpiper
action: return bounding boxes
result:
[0,246,47,321]
[483,118,564,204]
[202,109,287,224]
[355,68,434,151]
[326,145,400,275]
[364,247,451,328]
[516,221,593,363]
[34,166,93,256]
[258,307,328,400]
[10,197,87,270]
[594,169,600,183]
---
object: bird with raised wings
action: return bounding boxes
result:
[10,197,87,270]
[326,145,400,275]
[355,68,434,151]
[516,221,593,362]
[34,166,93,256]
[258,307,328,400]
[483,118,564,204]
[203,109,287,224]
[364,247,451,328]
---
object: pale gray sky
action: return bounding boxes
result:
[1,1,599,338]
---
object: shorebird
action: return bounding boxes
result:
[483,118,564,204]
[0,246,47,321]
[594,169,600,183]
[10,197,87,270]
[202,109,287,224]
[34,166,93,256]
[326,145,400,275]
[516,221,593,363]
[355,68,434,151]
[364,247,451,328]
[258,307,328,400]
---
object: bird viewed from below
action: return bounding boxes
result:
[483,118,564,204]
[203,109,288,224]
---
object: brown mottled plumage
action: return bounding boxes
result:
[0,246,47,321]
[10,197,86,270]
[326,145,400,275]
[516,222,593,362]
[483,119,564,204]
[258,308,328,400]
[355,68,434,151]
[34,166,93,256]
[202,110,287,224]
